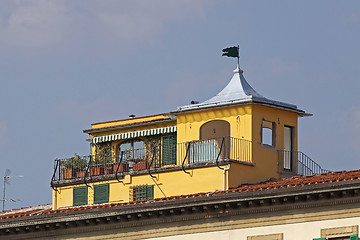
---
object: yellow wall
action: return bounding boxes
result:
[176,105,252,143]
[54,165,227,209]
[251,104,298,180]
[176,105,252,165]
[176,103,299,186]
[92,114,171,129]
[90,116,176,157]
[55,103,301,209]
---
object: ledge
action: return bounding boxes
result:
[51,159,255,187]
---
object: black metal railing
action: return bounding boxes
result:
[178,137,252,165]
[52,143,164,182]
[278,150,330,176]
[52,137,252,182]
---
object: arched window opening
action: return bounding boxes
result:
[118,139,145,162]
[262,120,275,147]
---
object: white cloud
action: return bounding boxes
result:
[0,0,73,48]
[0,0,211,51]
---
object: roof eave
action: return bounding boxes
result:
[173,99,309,117]
[83,118,176,135]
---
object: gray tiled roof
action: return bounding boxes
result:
[177,66,301,113]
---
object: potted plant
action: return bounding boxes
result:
[92,143,114,175]
[61,154,88,179]
[132,159,149,171]
[113,162,129,173]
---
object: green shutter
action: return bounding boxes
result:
[146,185,154,199]
[313,238,326,240]
[350,234,359,240]
[162,134,177,165]
[94,184,109,204]
[73,186,88,206]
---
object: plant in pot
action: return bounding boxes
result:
[62,154,88,179]
[92,143,114,175]
[144,137,161,168]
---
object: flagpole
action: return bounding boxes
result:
[237,45,240,69]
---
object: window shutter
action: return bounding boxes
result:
[312,238,326,240]
[350,234,359,240]
[94,184,109,204]
[146,185,154,199]
[162,135,177,165]
[73,186,88,206]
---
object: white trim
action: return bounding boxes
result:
[92,126,177,144]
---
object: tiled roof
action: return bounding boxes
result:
[1,170,360,220]
[176,66,307,115]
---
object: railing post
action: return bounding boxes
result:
[182,142,191,175]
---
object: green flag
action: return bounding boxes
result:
[222,46,239,58]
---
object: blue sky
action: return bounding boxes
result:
[0,0,359,210]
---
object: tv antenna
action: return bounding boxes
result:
[2,169,24,212]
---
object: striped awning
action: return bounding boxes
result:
[92,126,177,144]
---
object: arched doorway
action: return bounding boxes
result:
[200,120,230,140]
[195,120,231,160]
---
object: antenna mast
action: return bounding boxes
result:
[2,170,24,212]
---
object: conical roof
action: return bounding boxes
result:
[177,65,305,114]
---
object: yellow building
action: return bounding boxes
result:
[50,64,324,210]
[4,170,360,240]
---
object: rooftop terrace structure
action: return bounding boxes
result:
[50,63,328,210]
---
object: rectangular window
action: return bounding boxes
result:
[248,233,283,240]
[73,186,88,206]
[162,134,177,165]
[130,185,154,201]
[262,120,275,147]
[314,236,358,240]
[317,225,359,240]
[94,184,109,204]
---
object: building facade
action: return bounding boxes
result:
[0,63,358,240]
[50,64,325,210]
[2,170,360,240]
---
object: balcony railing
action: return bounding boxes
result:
[51,140,330,183]
[278,150,330,176]
[178,137,252,164]
[51,137,252,182]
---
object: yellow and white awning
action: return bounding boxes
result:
[92,126,177,144]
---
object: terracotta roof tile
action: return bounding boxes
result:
[2,170,360,220]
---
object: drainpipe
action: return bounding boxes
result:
[223,164,231,191]
[150,177,166,198]
[52,189,57,210]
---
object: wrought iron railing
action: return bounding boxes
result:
[178,137,252,164]
[278,150,330,176]
[51,137,252,182]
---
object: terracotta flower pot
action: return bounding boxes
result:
[90,167,101,176]
[62,169,75,180]
[76,170,86,178]
[114,163,129,173]
[104,166,113,175]
[133,162,149,171]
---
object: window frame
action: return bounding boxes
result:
[247,233,283,240]
[130,185,154,201]
[73,186,88,206]
[261,120,276,147]
[316,225,359,240]
[93,183,109,204]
